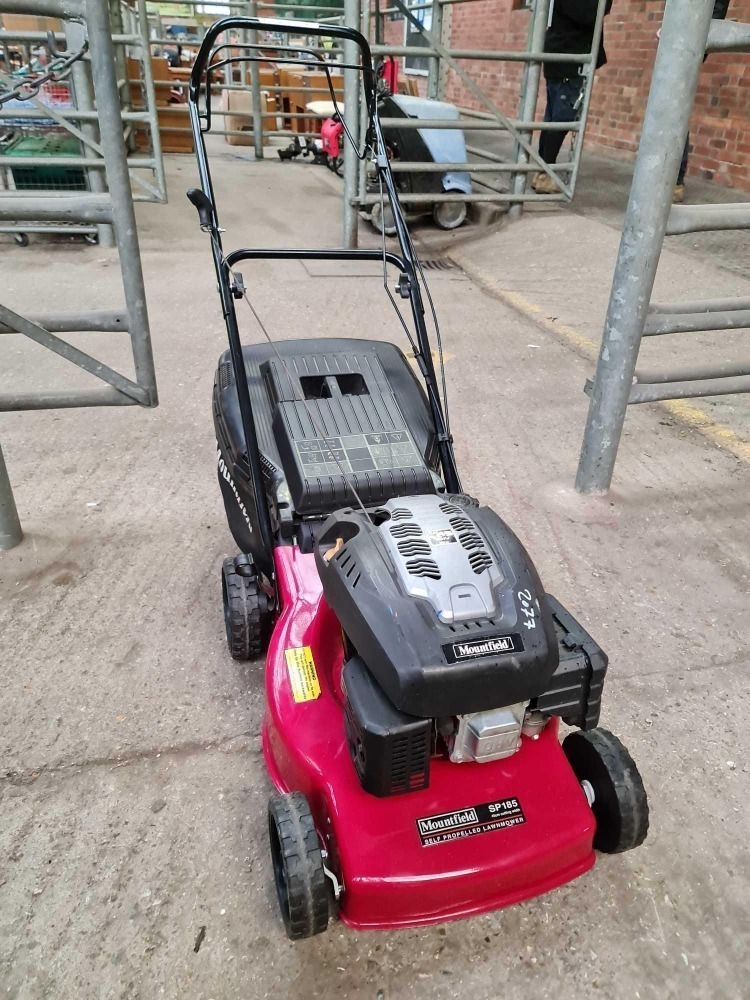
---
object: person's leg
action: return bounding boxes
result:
[538,81,554,164]
[674,132,689,202]
[678,133,689,185]
[534,77,582,192]
[541,76,584,164]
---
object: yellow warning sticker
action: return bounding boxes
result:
[284,646,321,703]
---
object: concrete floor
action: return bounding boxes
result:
[458,134,750,443]
[471,133,750,281]
[1,148,749,1000]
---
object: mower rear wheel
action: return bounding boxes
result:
[268,792,329,940]
[433,200,467,231]
[221,556,272,660]
[563,728,649,854]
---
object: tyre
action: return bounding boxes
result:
[433,200,467,231]
[327,155,343,177]
[221,556,272,660]
[268,792,329,940]
[563,728,649,854]
[370,201,397,237]
[14,233,29,247]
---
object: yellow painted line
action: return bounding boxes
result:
[499,289,597,357]
[407,349,455,371]
[664,399,750,463]
[453,250,750,465]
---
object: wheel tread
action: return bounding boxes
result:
[222,557,269,660]
[268,792,329,940]
[563,727,649,854]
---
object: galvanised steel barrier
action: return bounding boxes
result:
[0,0,158,549]
[141,0,607,247]
[576,0,750,495]
[0,0,166,244]
[342,0,609,244]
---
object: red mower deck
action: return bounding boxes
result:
[262,547,596,930]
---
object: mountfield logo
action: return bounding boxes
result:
[442,633,523,664]
[417,798,526,845]
[456,637,513,658]
[417,808,478,836]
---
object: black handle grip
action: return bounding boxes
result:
[187,187,213,230]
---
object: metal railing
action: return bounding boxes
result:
[133,0,347,148]
[141,0,606,246]
[0,0,166,244]
[0,0,158,549]
[339,0,609,243]
[576,0,750,495]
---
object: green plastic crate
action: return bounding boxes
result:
[6,134,87,191]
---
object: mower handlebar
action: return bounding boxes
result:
[187,16,376,123]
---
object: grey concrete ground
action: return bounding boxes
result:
[469,134,750,280]
[455,134,750,442]
[1,147,749,1000]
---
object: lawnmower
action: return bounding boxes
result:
[368,92,472,235]
[187,17,649,940]
[277,59,471,232]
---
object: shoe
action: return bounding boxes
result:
[532,171,558,195]
[673,183,685,203]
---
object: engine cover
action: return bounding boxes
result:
[315,495,559,717]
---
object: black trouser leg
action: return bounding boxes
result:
[538,76,584,165]
[539,129,567,165]
[678,133,689,185]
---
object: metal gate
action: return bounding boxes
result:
[576,0,750,495]
[0,0,158,550]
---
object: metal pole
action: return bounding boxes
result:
[575,0,714,495]
[342,0,361,248]
[426,0,443,101]
[65,20,114,246]
[357,0,368,219]
[153,8,164,47]
[436,0,450,101]
[108,0,130,145]
[136,0,167,201]
[85,0,158,406]
[508,0,549,221]
[0,443,23,550]
[247,0,264,159]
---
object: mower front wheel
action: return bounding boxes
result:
[563,728,649,854]
[221,556,272,660]
[268,792,330,940]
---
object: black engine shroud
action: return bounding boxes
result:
[316,500,561,718]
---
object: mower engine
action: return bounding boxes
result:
[316,495,607,797]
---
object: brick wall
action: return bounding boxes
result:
[436,0,750,191]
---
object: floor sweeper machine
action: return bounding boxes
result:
[187,18,648,939]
